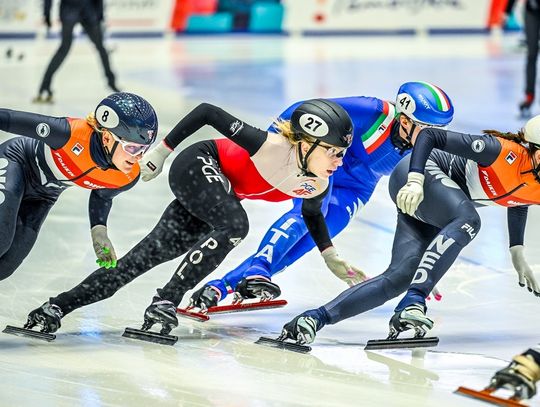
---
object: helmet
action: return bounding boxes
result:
[524,115,540,146]
[291,99,353,148]
[396,82,454,127]
[95,92,158,145]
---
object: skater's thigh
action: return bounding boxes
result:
[415,170,473,228]
[0,156,26,256]
[168,143,240,226]
[389,155,473,228]
[0,199,53,280]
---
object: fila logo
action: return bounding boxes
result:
[176,237,218,277]
[505,151,517,165]
[255,218,297,262]
[72,143,84,156]
[461,223,477,239]
[412,234,455,285]
[0,158,8,205]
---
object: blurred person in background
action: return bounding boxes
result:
[34,0,119,103]
[513,0,540,117]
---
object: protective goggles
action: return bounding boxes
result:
[110,132,151,157]
[318,144,347,159]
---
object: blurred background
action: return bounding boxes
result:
[1,1,540,406]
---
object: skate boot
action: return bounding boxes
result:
[456,353,539,404]
[280,313,320,345]
[365,303,438,350]
[190,285,221,312]
[235,276,281,302]
[519,93,534,118]
[32,89,54,104]
[389,303,433,339]
[25,302,63,333]
[255,311,320,353]
[3,302,63,341]
[255,312,320,353]
[142,296,178,335]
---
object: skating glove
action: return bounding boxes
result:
[91,225,117,269]
[489,353,540,400]
[140,140,173,182]
[321,247,368,287]
[510,245,540,297]
[396,172,425,216]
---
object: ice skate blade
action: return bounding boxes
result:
[455,386,528,407]
[176,308,210,322]
[364,336,439,350]
[122,327,178,345]
[2,325,56,342]
[208,299,288,314]
[255,336,311,353]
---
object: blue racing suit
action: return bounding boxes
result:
[206,96,408,300]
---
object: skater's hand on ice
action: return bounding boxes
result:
[426,286,442,301]
[321,247,368,287]
[140,140,173,182]
[91,225,117,269]
[510,245,540,297]
[396,172,425,216]
[489,353,540,400]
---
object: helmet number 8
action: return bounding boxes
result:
[101,110,110,122]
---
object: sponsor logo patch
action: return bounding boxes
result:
[229,120,244,136]
[505,151,517,165]
[71,143,84,156]
[471,139,485,153]
[36,123,50,138]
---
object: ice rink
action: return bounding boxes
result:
[1,32,540,406]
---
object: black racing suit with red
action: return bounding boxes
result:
[49,103,335,314]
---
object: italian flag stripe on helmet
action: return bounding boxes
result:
[419,82,450,111]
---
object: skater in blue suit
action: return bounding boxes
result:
[190,82,455,309]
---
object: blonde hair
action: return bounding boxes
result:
[272,117,316,145]
[86,112,102,133]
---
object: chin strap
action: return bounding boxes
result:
[391,123,412,155]
[297,140,320,176]
[101,138,119,171]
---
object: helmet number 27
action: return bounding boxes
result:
[304,117,323,131]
